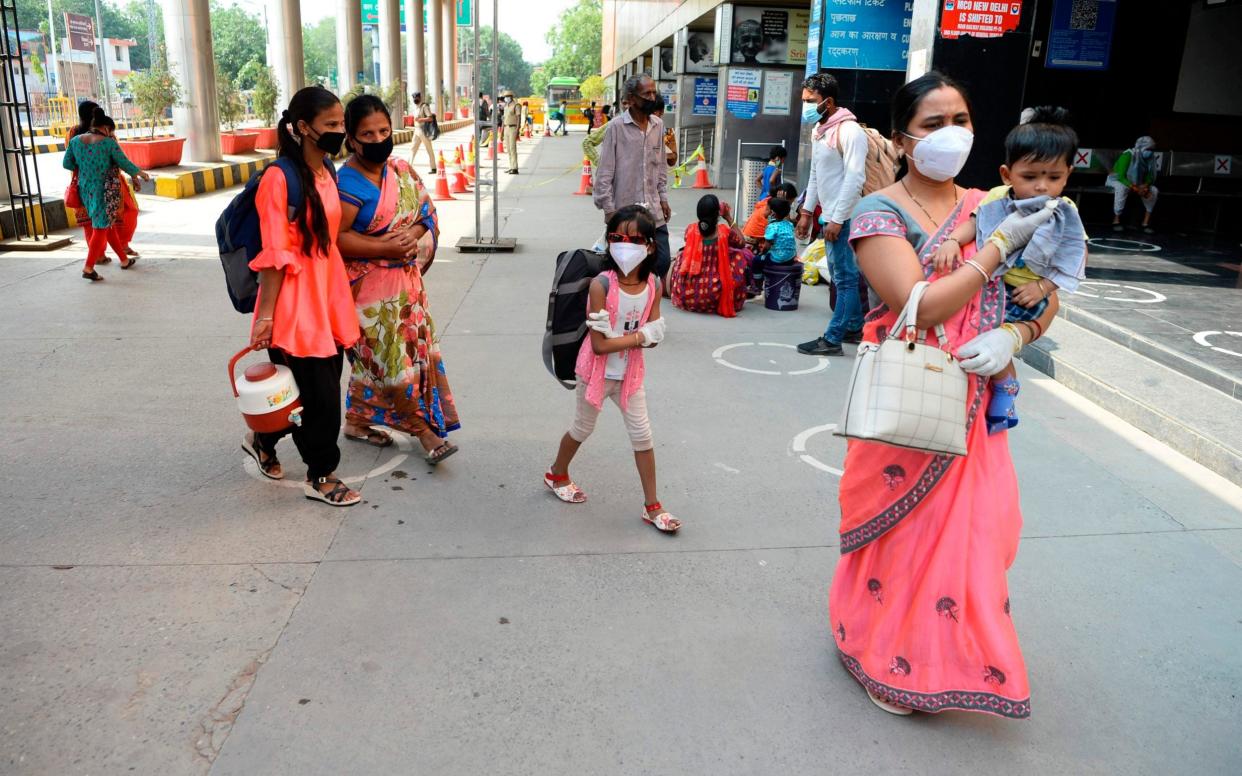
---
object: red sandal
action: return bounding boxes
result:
[544,469,586,503]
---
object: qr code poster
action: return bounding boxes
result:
[940,0,1024,39]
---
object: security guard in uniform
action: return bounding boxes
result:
[501,91,521,174]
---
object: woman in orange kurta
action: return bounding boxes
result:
[240,86,362,507]
[829,73,1062,718]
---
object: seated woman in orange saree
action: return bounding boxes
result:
[829,188,1032,719]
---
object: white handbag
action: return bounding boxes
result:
[834,281,969,456]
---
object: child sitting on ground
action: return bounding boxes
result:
[935,106,1088,434]
[748,196,798,297]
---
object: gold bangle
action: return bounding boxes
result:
[1001,323,1024,354]
[1036,279,1048,296]
[962,259,991,282]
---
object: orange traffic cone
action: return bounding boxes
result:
[498,136,505,155]
[454,145,464,168]
[432,152,454,201]
[574,157,593,196]
[465,147,477,179]
[543,121,551,137]
[486,139,495,161]
[691,161,714,189]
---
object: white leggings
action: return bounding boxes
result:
[1109,179,1158,214]
[569,381,654,452]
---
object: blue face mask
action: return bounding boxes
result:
[801,99,825,124]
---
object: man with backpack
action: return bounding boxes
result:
[795,72,877,357]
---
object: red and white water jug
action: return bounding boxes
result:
[228,348,303,433]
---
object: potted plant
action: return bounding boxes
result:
[381,79,405,126]
[249,64,280,150]
[217,73,258,154]
[458,97,470,120]
[121,50,186,168]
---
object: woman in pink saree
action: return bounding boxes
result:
[828,74,1062,718]
[336,96,460,464]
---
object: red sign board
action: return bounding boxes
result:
[65,12,95,52]
[940,0,1023,39]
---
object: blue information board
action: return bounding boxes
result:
[820,0,913,72]
[1045,0,1117,71]
[692,77,718,116]
[806,0,823,76]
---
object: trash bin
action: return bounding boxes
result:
[764,261,803,311]
[736,156,767,218]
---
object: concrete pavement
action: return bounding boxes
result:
[1,124,1241,775]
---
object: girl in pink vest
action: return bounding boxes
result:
[544,205,681,533]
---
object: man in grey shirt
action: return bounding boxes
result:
[594,74,671,280]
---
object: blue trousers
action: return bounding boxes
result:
[823,219,864,342]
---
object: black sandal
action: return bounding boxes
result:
[96,256,112,265]
[82,270,103,281]
[241,433,283,480]
[121,256,138,269]
[303,476,361,507]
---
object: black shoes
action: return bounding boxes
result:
[797,337,844,356]
[796,330,863,356]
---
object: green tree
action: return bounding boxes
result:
[247,63,279,126]
[303,16,336,87]
[129,48,182,137]
[578,74,605,102]
[457,26,531,99]
[210,1,266,87]
[542,0,601,81]
[216,71,243,131]
[529,66,549,98]
[13,0,155,77]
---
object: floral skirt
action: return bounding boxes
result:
[670,247,752,315]
[344,262,460,438]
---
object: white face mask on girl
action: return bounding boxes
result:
[903,125,974,181]
[609,242,649,276]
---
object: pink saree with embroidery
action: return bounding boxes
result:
[828,188,1031,719]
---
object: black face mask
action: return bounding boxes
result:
[356,136,393,164]
[636,96,660,115]
[307,127,346,155]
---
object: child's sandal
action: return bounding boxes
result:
[642,502,681,533]
[544,470,586,503]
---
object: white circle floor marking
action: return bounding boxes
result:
[791,423,844,477]
[1073,281,1167,304]
[1086,237,1162,253]
[1192,330,1242,359]
[243,427,414,489]
[712,342,829,375]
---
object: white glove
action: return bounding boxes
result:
[638,317,666,346]
[586,310,617,337]
[957,328,1017,376]
[989,199,1059,261]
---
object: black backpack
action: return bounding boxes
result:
[426,114,441,140]
[543,248,609,389]
[215,156,336,313]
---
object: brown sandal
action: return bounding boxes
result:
[345,427,394,448]
[241,433,283,480]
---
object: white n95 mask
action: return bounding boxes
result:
[903,125,974,181]
[609,242,648,276]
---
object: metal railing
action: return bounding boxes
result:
[678,125,714,164]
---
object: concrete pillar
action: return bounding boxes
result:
[449,11,458,106]
[336,0,364,93]
[405,0,425,103]
[379,0,402,115]
[427,0,442,111]
[161,0,221,162]
[440,0,453,113]
[267,0,305,111]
